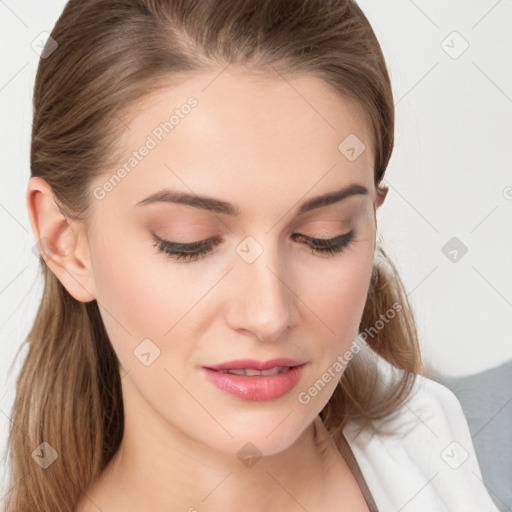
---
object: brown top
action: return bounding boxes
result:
[333,429,380,512]
[314,416,379,512]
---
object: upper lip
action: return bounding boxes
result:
[205,358,305,371]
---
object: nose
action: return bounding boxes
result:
[225,241,297,342]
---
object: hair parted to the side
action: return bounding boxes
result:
[3,0,422,510]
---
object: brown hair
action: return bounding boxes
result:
[3,0,422,510]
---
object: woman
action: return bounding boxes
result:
[4,0,498,511]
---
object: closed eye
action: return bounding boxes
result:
[152,230,355,263]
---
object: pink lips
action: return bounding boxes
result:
[202,358,306,401]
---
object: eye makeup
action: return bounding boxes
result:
[151,230,355,263]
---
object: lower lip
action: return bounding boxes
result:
[202,364,306,401]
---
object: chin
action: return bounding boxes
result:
[200,408,318,459]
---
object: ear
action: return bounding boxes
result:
[26,176,97,303]
[373,183,388,245]
[375,183,388,209]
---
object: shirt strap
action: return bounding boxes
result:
[333,429,380,512]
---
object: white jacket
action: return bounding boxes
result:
[339,353,500,512]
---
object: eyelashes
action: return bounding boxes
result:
[152,235,220,262]
[152,231,355,263]
[290,232,354,257]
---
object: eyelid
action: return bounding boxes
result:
[151,232,219,249]
[154,231,350,248]
[152,229,355,263]
[293,232,351,244]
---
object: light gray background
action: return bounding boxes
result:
[1,0,511,503]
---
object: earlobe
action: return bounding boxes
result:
[26,176,97,303]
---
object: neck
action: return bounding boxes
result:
[78,410,345,510]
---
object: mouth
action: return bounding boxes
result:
[214,366,292,376]
[201,360,307,401]
[204,357,305,372]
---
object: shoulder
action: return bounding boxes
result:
[386,367,471,439]
[342,352,499,512]
[357,346,480,438]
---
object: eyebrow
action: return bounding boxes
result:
[136,183,369,216]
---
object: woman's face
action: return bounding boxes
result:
[83,68,382,456]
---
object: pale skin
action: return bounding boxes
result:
[27,67,388,512]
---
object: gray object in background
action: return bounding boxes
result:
[428,360,512,512]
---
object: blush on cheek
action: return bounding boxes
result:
[309,258,372,350]
[90,251,160,355]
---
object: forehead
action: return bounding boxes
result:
[120,67,373,152]
[94,68,375,213]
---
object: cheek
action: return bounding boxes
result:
[311,253,372,329]
[88,231,191,366]
[296,252,373,406]
[302,247,374,374]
